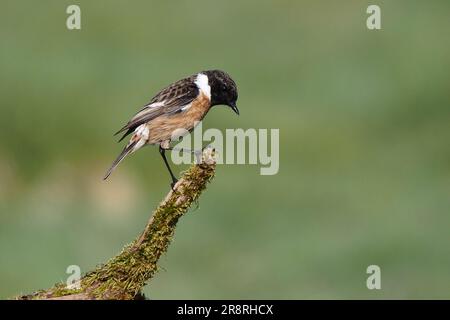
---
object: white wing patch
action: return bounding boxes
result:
[195,73,211,100]
[132,101,166,120]
[147,101,166,109]
[181,103,192,111]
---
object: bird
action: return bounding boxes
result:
[103,69,239,188]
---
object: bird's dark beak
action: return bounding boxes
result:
[229,102,239,115]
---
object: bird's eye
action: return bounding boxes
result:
[222,85,227,91]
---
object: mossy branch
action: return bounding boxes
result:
[17,147,217,300]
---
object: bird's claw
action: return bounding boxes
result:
[170,179,178,191]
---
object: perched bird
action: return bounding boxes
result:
[104,69,239,187]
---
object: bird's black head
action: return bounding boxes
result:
[204,70,239,115]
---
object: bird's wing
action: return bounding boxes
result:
[115,76,199,141]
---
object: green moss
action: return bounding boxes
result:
[18,152,216,300]
[18,283,83,300]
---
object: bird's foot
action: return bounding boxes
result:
[170,178,178,191]
[195,145,215,164]
[193,150,203,164]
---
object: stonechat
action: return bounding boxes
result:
[104,70,239,187]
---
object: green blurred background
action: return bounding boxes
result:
[1,0,449,299]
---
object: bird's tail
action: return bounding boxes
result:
[103,141,138,180]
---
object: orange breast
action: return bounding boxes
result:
[147,93,211,144]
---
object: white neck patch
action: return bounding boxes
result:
[195,73,211,100]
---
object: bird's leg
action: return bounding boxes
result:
[159,146,178,190]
